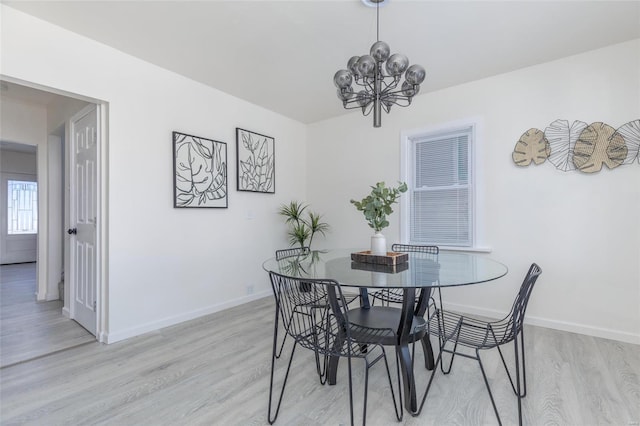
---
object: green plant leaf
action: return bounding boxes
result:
[278,201,308,224]
[350,181,408,232]
[279,201,330,249]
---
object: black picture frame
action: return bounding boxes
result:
[236,128,275,193]
[173,131,228,208]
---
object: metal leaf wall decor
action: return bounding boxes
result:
[512,119,640,173]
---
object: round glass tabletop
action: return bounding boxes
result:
[263,248,508,289]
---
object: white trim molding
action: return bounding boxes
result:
[104,290,272,344]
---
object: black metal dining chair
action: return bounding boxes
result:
[273,247,359,359]
[273,247,313,359]
[275,246,310,261]
[370,244,440,308]
[417,263,543,426]
[267,271,402,425]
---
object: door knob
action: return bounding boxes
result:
[67,228,77,235]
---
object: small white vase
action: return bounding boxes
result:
[370,231,387,256]
[371,271,388,286]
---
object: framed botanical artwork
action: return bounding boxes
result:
[236,128,275,193]
[173,131,228,208]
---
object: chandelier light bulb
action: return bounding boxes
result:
[356,55,376,77]
[347,56,361,74]
[385,53,409,76]
[405,64,426,85]
[370,41,391,62]
[333,69,353,89]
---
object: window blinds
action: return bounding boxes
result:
[410,130,472,246]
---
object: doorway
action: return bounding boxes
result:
[0,79,107,363]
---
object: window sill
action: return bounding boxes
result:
[439,246,492,253]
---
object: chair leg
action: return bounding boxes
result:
[493,330,527,400]
[311,308,329,384]
[354,347,405,425]
[363,359,369,426]
[514,333,524,426]
[268,341,298,424]
[274,311,294,359]
[347,355,355,426]
[476,349,502,426]
[435,310,459,375]
[380,347,403,421]
[519,329,527,398]
[440,337,460,374]
[415,349,443,416]
[492,335,525,425]
[395,350,404,421]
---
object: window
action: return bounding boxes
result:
[401,122,476,248]
[7,180,38,235]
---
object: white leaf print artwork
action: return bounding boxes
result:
[173,132,227,208]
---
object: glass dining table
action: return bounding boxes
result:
[263,248,508,414]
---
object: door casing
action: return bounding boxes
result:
[1,76,109,342]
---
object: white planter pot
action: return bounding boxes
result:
[371,271,388,286]
[371,232,387,255]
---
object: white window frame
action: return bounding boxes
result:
[400,117,489,252]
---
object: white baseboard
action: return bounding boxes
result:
[44,290,60,301]
[104,290,272,344]
[442,302,640,345]
[103,295,639,346]
[62,307,70,318]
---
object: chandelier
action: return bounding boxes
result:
[333,0,425,128]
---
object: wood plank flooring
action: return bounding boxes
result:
[0,263,95,368]
[1,293,638,425]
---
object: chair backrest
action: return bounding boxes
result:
[275,246,310,260]
[392,244,440,310]
[268,271,354,355]
[502,263,542,341]
[391,243,439,255]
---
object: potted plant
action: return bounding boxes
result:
[350,181,408,255]
[278,201,330,250]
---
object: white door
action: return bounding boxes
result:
[69,105,98,335]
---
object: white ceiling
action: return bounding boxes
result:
[3,0,640,124]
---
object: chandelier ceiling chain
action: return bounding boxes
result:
[333,0,426,128]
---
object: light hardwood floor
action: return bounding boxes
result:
[0,294,638,425]
[0,263,95,368]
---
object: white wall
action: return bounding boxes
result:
[47,96,89,133]
[46,134,63,301]
[308,40,640,344]
[1,5,306,342]
[0,100,45,274]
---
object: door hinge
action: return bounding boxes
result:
[93,301,97,311]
